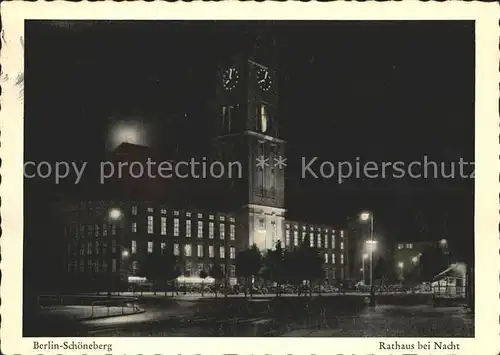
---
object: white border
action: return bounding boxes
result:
[1,2,498,354]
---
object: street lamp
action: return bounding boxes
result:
[359,211,375,288]
[122,249,130,258]
[397,261,404,281]
[109,208,123,221]
[412,256,419,264]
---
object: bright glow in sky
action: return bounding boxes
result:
[107,119,150,150]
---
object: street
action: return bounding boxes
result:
[26,294,474,337]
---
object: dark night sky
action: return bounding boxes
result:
[24,20,474,254]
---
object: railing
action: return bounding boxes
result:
[90,299,141,319]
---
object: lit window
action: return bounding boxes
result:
[293,231,299,246]
[161,217,167,235]
[341,230,344,238]
[341,254,344,264]
[161,242,166,253]
[332,254,336,264]
[198,213,203,219]
[317,235,322,248]
[230,247,236,259]
[161,208,167,215]
[209,246,214,258]
[230,265,236,277]
[310,234,314,247]
[173,243,180,256]
[220,223,225,239]
[174,218,179,236]
[406,243,413,249]
[186,212,191,218]
[174,210,180,216]
[209,215,214,220]
[147,216,154,234]
[285,229,291,246]
[102,224,108,236]
[324,253,329,264]
[229,217,235,223]
[230,224,235,240]
[209,222,214,239]
[340,241,344,250]
[148,241,153,253]
[398,244,404,250]
[332,235,336,249]
[131,240,137,254]
[198,221,203,238]
[220,215,225,221]
[132,206,138,215]
[220,247,225,259]
[185,244,192,257]
[197,245,204,258]
[186,220,192,238]
[132,222,137,233]
[147,207,154,213]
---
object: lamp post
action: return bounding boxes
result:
[360,212,375,288]
[362,252,368,285]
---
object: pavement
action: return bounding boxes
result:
[40,305,143,320]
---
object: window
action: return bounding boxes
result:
[148,241,153,253]
[340,241,344,250]
[406,243,413,249]
[197,245,204,258]
[220,223,225,239]
[131,240,137,254]
[161,217,167,235]
[229,217,235,223]
[324,253,329,264]
[209,222,214,239]
[79,244,85,256]
[95,241,100,255]
[186,220,192,238]
[87,243,92,255]
[230,247,235,259]
[112,259,117,272]
[230,224,235,240]
[198,213,203,219]
[72,259,77,271]
[174,210,180,216]
[132,206,138,215]
[285,229,291,246]
[220,247,225,259]
[198,221,203,238]
[317,236,322,248]
[340,254,344,265]
[79,225,85,236]
[102,224,108,236]
[222,105,234,132]
[209,246,214,258]
[88,225,93,236]
[132,222,137,233]
[209,214,214,220]
[197,263,204,274]
[293,231,299,246]
[230,265,236,277]
[219,215,225,221]
[161,208,167,215]
[80,259,85,272]
[257,103,269,133]
[132,261,138,274]
[173,243,180,256]
[185,244,192,257]
[87,259,92,270]
[174,218,179,236]
[185,262,192,276]
[147,207,154,213]
[186,212,191,218]
[161,242,166,253]
[397,244,404,250]
[340,230,344,238]
[111,224,116,235]
[147,216,154,234]
[332,235,336,249]
[111,240,116,253]
[95,224,100,237]
[332,254,336,264]
[309,234,314,247]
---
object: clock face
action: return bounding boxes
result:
[256,68,272,92]
[222,68,239,91]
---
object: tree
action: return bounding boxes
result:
[139,251,180,297]
[199,269,208,297]
[419,246,449,282]
[235,244,262,298]
[261,241,285,297]
[373,256,389,285]
[209,262,224,299]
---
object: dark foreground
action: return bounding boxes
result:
[25,295,474,337]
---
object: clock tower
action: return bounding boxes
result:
[214,40,286,252]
